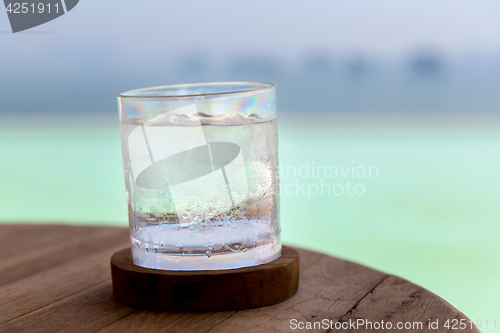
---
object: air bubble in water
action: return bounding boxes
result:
[228,242,244,252]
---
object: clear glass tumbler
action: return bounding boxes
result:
[118,82,281,270]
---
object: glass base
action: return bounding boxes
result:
[130,220,281,270]
[131,240,281,270]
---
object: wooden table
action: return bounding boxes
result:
[0,224,478,332]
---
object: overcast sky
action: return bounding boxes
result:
[1,0,500,62]
[1,0,500,113]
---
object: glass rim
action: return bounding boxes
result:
[117,81,275,99]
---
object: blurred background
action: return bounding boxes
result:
[1,0,499,327]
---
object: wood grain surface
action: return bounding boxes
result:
[0,224,478,333]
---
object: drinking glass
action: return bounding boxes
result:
[118,82,281,270]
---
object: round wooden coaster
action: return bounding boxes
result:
[111,246,300,312]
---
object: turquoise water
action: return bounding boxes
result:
[1,112,499,328]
